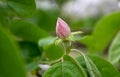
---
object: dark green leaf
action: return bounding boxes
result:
[55,0,69,7]
[10,20,48,42]
[26,57,40,71]
[0,27,26,77]
[33,9,59,32]
[19,41,41,71]
[43,55,87,77]
[19,41,41,62]
[0,4,9,27]
[7,0,36,17]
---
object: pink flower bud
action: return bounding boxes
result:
[56,17,71,39]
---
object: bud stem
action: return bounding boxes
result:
[62,40,72,55]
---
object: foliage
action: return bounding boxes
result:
[0,27,26,77]
[0,0,120,77]
[79,12,120,53]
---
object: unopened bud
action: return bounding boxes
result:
[56,17,71,39]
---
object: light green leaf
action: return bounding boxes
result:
[92,12,120,52]
[0,27,26,77]
[63,55,87,77]
[7,0,36,17]
[109,32,120,64]
[83,56,101,77]
[74,49,101,77]
[79,12,120,53]
[43,55,87,77]
[77,55,120,77]
[38,37,64,60]
[10,20,48,42]
[79,35,94,51]
[71,17,98,30]
[89,55,120,77]
[45,44,64,60]
[38,37,56,50]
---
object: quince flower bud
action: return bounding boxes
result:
[56,17,71,39]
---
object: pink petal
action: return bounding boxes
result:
[56,17,71,39]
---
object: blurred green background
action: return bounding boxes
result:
[0,0,120,77]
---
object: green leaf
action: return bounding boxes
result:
[63,55,87,77]
[45,44,64,60]
[0,27,26,77]
[19,41,41,71]
[38,37,64,60]
[10,20,48,42]
[71,17,98,30]
[83,56,101,77]
[33,9,59,32]
[43,55,87,77]
[55,0,69,7]
[38,37,56,50]
[77,55,120,77]
[92,12,120,52]
[109,32,120,64]
[89,55,120,77]
[7,0,36,17]
[0,4,9,27]
[26,57,40,71]
[79,12,120,53]
[79,35,94,51]
[74,50,101,77]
